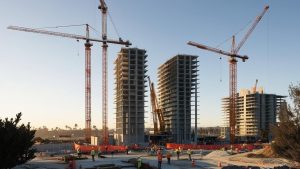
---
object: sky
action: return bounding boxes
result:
[0,0,299,130]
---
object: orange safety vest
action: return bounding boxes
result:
[157,153,163,161]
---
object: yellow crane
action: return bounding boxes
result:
[147,76,165,134]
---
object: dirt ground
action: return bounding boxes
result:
[203,149,300,168]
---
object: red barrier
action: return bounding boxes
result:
[166,143,257,151]
[74,143,127,153]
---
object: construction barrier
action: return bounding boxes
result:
[74,143,127,153]
[166,143,256,151]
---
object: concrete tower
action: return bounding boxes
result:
[157,54,198,143]
[114,48,147,145]
[222,87,286,142]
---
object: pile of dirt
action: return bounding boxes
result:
[247,145,278,158]
[205,150,230,159]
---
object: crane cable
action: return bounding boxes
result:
[215,18,254,83]
[219,57,222,83]
[266,9,270,90]
[215,19,253,49]
[33,23,103,42]
[108,11,121,39]
[32,23,92,57]
[88,25,101,35]
[33,24,87,30]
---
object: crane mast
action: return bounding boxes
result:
[188,5,269,144]
[99,0,132,145]
[99,0,108,145]
[9,24,93,142]
[85,25,92,142]
[229,35,237,144]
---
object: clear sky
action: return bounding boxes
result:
[0,0,299,130]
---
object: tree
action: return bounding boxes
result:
[271,83,300,162]
[74,123,78,129]
[0,112,36,169]
[33,137,43,143]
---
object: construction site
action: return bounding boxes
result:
[2,1,299,169]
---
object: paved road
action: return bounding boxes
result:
[75,153,221,169]
[13,152,223,169]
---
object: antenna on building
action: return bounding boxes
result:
[253,79,258,94]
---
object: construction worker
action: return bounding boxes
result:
[91,149,95,161]
[98,147,102,158]
[157,151,163,169]
[178,147,182,159]
[157,148,161,155]
[166,151,172,164]
[175,148,180,160]
[187,149,192,161]
[111,150,114,158]
[150,147,154,155]
[76,148,81,158]
[137,156,142,169]
[200,149,203,159]
[126,146,129,155]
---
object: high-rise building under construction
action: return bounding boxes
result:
[157,55,199,143]
[222,87,286,142]
[114,48,147,145]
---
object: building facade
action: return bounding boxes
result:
[157,55,198,143]
[114,48,147,145]
[222,87,285,142]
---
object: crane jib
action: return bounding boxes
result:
[7,25,131,46]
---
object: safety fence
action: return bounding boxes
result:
[166,143,259,151]
[74,143,127,153]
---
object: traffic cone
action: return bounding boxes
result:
[218,161,222,167]
[191,159,195,167]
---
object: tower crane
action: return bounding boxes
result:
[7,24,131,143]
[98,0,130,145]
[99,0,109,145]
[188,5,269,144]
[147,76,165,134]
